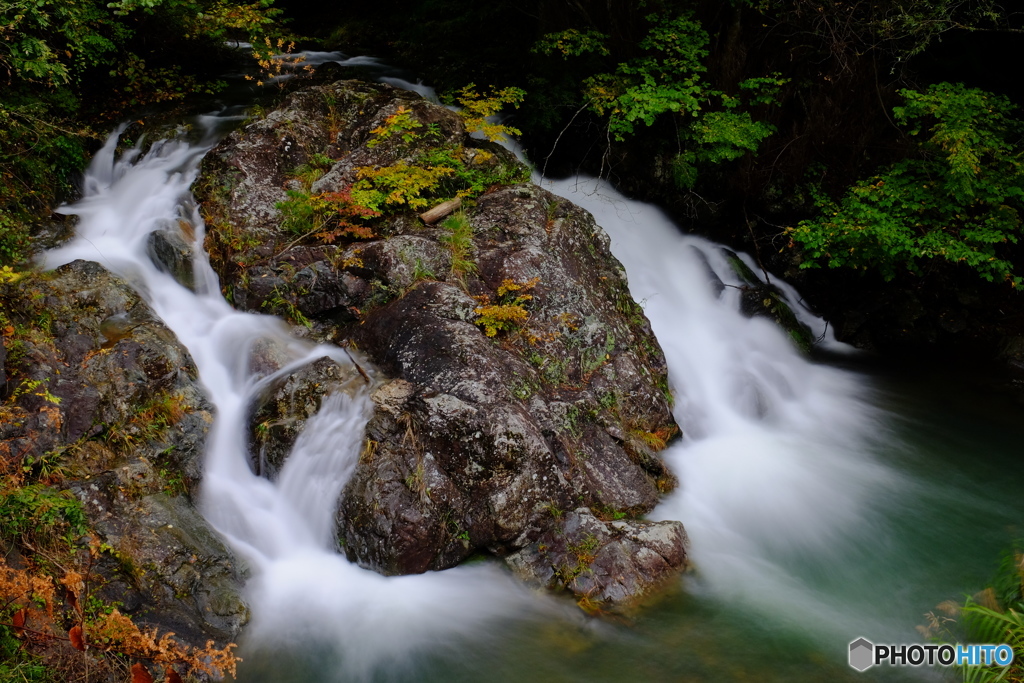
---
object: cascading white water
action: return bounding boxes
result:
[42,119,542,680]
[539,175,907,641]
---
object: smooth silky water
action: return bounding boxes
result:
[39,68,1024,681]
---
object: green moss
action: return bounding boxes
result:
[363,278,400,313]
[509,376,539,401]
[541,357,569,386]
[555,532,601,584]
[0,484,88,548]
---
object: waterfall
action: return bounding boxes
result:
[40,80,926,679]
[539,176,907,641]
[42,119,541,680]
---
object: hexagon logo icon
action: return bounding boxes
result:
[849,637,874,671]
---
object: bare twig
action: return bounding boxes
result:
[743,204,771,284]
[342,346,371,385]
[542,99,594,179]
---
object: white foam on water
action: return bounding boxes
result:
[44,124,540,680]
[538,175,905,641]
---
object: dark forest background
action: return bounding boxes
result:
[5,0,1024,355]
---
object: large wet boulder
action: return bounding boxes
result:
[0,260,247,645]
[200,78,686,608]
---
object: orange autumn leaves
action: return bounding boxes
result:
[1,556,240,679]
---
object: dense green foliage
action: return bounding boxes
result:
[536,11,785,187]
[0,0,1020,343]
[790,83,1024,285]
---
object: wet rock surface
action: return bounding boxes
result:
[198,78,687,607]
[0,260,247,644]
[147,222,197,291]
[723,249,816,352]
[506,508,688,606]
[250,354,358,478]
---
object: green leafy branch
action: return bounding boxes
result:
[788,83,1024,286]
[539,11,785,188]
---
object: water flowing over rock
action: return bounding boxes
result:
[723,249,816,352]
[0,261,248,644]
[147,223,197,291]
[250,355,359,478]
[198,79,687,606]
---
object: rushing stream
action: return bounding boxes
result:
[38,60,1024,682]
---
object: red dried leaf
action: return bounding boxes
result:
[69,624,86,651]
[11,608,26,633]
[164,667,183,683]
[131,663,154,683]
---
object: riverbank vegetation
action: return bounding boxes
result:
[0,1,284,679]
[3,0,1024,679]
[0,0,285,265]
[6,0,1024,352]
[920,544,1024,683]
[789,82,1024,287]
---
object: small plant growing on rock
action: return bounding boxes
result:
[10,378,61,406]
[416,144,529,197]
[277,187,378,243]
[630,426,674,452]
[438,211,476,284]
[411,257,436,283]
[351,162,456,213]
[351,92,529,218]
[474,277,539,337]
[474,301,528,337]
[262,286,311,328]
[555,533,601,584]
[367,106,423,149]
[276,155,378,247]
[102,391,188,455]
[594,505,628,521]
[290,153,334,188]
